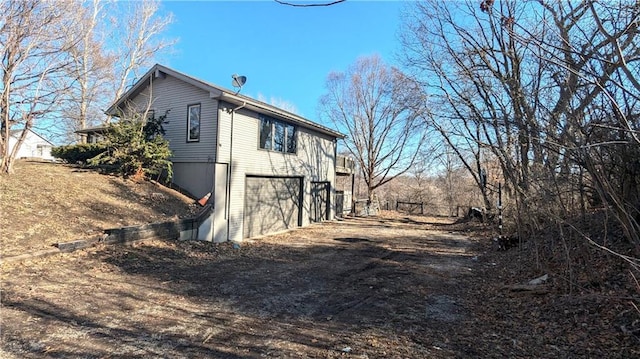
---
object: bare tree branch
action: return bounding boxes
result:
[1,0,81,173]
[400,0,640,246]
[319,55,428,201]
[274,0,345,7]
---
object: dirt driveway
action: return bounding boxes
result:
[3,214,636,358]
[1,214,486,358]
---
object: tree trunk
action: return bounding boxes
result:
[0,157,14,174]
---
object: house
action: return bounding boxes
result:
[75,126,108,144]
[107,64,346,243]
[6,128,55,161]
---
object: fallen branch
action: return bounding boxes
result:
[502,284,550,295]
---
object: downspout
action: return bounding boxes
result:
[227,100,246,242]
[333,138,338,219]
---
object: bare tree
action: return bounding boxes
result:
[0,0,80,174]
[319,55,428,201]
[54,0,175,142]
[0,0,175,172]
[401,0,538,213]
[109,0,176,105]
[522,0,640,245]
[57,0,112,143]
[400,0,640,246]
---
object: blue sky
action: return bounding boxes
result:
[160,0,406,123]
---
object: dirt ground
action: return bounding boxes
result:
[1,161,638,357]
[0,161,197,257]
[2,213,638,358]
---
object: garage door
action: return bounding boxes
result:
[244,176,302,238]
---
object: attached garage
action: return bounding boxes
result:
[243,176,303,238]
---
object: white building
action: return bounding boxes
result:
[6,129,54,161]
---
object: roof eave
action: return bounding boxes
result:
[106,64,345,140]
[105,64,225,116]
[216,92,346,139]
[75,126,108,134]
[105,66,157,116]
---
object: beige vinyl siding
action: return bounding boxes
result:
[120,75,218,163]
[172,162,215,199]
[218,102,337,242]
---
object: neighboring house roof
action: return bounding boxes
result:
[75,126,108,134]
[106,64,345,139]
[9,128,54,146]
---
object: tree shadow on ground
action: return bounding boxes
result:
[1,216,481,358]
[1,297,245,359]
[92,218,478,328]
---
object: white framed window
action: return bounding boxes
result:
[187,104,200,142]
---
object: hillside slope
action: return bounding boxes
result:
[0,161,197,257]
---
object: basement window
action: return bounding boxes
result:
[259,115,296,153]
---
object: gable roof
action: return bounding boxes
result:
[107,64,345,139]
[10,128,54,146]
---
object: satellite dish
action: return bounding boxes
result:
[231,74,247,90]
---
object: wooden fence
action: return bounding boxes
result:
[393,201,461,217]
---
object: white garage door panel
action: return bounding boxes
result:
[244,176,301,238]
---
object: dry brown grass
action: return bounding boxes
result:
[0,160,197,257]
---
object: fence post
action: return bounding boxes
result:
[421,202,424,214]
[498,182,503,236]
[350,174,355,215]
[396,201,399,211]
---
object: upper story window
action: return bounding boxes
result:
[187,104,200,142]
[259,115,296,153]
